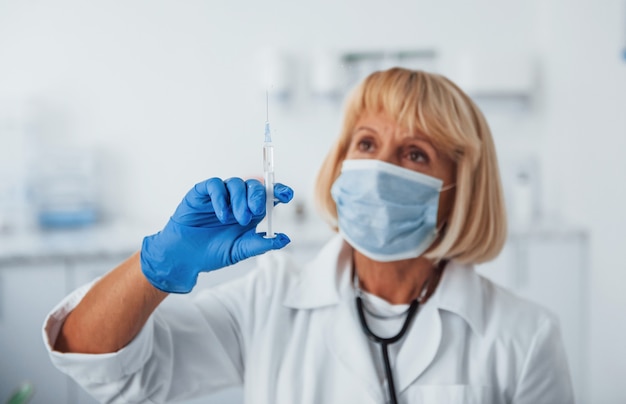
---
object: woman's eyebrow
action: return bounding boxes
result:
[405,129,430,141]
[353,125,378,133]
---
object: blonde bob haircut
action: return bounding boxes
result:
[315,67,507,264]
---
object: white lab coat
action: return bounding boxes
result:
[43,235,574,404]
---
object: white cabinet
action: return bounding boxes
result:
[0,263,70,403]
[0,255,136,404]
[476,229,588,404]
[0,225,144,403]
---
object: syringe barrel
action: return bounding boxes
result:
[263,142,275,238]
[264,170,275,208]
[263,142,274,172]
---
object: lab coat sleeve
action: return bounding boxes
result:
[43,278,246,403]
[511,317,575,404]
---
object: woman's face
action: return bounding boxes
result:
[344,112,457,226]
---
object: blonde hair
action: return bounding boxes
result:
[314,67,507,264]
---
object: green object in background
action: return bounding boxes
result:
[6,383,34,404]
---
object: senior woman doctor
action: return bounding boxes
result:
[43,68,574,404]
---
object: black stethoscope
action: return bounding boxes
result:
[354,261,446,404]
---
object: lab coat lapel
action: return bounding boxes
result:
[395,292,443,393]
[282,235,383,401]
[325,298,384,402]
[394,262,484,393]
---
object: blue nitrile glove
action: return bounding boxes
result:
[140,177,293,293]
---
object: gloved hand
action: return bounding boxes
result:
[140,177,293,293]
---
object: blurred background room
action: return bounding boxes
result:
[0,0,625,403]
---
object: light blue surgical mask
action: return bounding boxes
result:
[331,159,451,262]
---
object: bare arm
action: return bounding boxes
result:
[54,252,168,354]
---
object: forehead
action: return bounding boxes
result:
[353,112,432,142]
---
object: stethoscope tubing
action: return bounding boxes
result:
[356,296,420,404]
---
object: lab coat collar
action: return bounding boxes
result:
[283,235,485,338]
[282,235,485,395]
[432,260,485,336]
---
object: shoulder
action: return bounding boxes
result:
[479,275,558,341]
[472,271,566,382]
[249,249,304,300]
[475,276,574,401]
[436,262,559,346]
[436,263,573,398]
[206,248,303,307]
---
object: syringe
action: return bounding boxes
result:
[263,92,275,238]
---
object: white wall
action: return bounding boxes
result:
[535,1,626,403]
[1,0,625,402]
[0,0,537,228]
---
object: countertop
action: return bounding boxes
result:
[0,218,586,266]
[0,222,149,265]
[0,218,337,266]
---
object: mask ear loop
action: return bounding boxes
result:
[440,183,456,192]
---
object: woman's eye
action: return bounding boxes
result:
[357,139,374,152]
[407,148,429,164]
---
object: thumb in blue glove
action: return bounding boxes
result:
[140,178,293,293]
